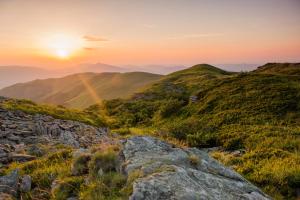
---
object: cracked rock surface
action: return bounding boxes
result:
[122,136,271,200]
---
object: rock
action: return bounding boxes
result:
[66,197,78,200]
[26,144,46,157]
[0,106,110,166]
[0,193,14,200]
[0,170,19,196]
[9,153,36,162]
[122,136,271,200]
[20,175,32,192]
[59,131,80,148]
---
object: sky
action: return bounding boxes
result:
[0,0,299,69]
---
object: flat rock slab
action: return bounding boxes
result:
[122,136,271,200]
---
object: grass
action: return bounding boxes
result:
[4,144,133,200]
[5,149,73,199]
[2,63,300,199]
[1,98,106,127]
[98,64,300,199]
[188,154,200,166]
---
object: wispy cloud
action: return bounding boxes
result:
[168,33,224,40]
[83,35,108,42]
[83,47,97,51]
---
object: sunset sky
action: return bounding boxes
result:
[0,0,299,68]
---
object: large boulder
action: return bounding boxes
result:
[122,136,271,200]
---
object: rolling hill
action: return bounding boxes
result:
[0,72,162,108]
[100,63,300,199]
[1,63,299,199]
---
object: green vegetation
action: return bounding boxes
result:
[0,72,162,108]
[1,63,300,199]
[1,98,106,126]
[188,154,200,166]
[6,149,73,199]
[98,63,300,199]
[4,144,132,200]
[254,63,300,75]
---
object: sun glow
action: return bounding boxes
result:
[43,33,82,59]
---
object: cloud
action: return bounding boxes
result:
[168,33,224,40]
[83,47,97,51]
[83,35,108,42]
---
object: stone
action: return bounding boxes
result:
[66,197,78,200]
[122,136,271,200]
[20,175,32,192]
[0,170,19,196]
[0,104,109,166]
[0,193,14,200]
[9,153,36,162]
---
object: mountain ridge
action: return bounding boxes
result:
[0,71,163,108]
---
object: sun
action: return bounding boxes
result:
[56,49,70,58]
[43,33,82,59]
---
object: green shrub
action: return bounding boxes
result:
[89,151,119,177]
[157,99,185,118]
[187,131,217,148]
[72,154,91,175]
[79,172,126,200]
[189,154,200,166]
[111,128,131,136]
[52,177,84,200]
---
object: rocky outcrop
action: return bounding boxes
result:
[122,136,271,200]
[0,96,272,199]
[0,102,109,166]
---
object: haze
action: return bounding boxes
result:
[0,0,299,69]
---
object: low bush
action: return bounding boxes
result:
[89,150,119,177]
[52,177,84,200]
[71,154,91,175]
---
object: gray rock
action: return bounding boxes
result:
[0,170,19,196]
[122,136,271,200]
[20,175,32,192]
[0,105,110,166]
[9,153,36,162]
[67,197,78,200]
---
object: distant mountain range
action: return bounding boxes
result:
[0,71,162,108]
[0,62,263,89]
[0,63,184,89]
[0,66,52,89]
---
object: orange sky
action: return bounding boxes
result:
[0,0,299,68]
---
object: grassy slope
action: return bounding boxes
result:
[1,63,300,199]
[0,98,106,127]
[0,72,162,109]
[101,63,300,199]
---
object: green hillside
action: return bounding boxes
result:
[254,63,300,75]
[1,63,299,199]
[100,63,300,199]
[0,72,162,108]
